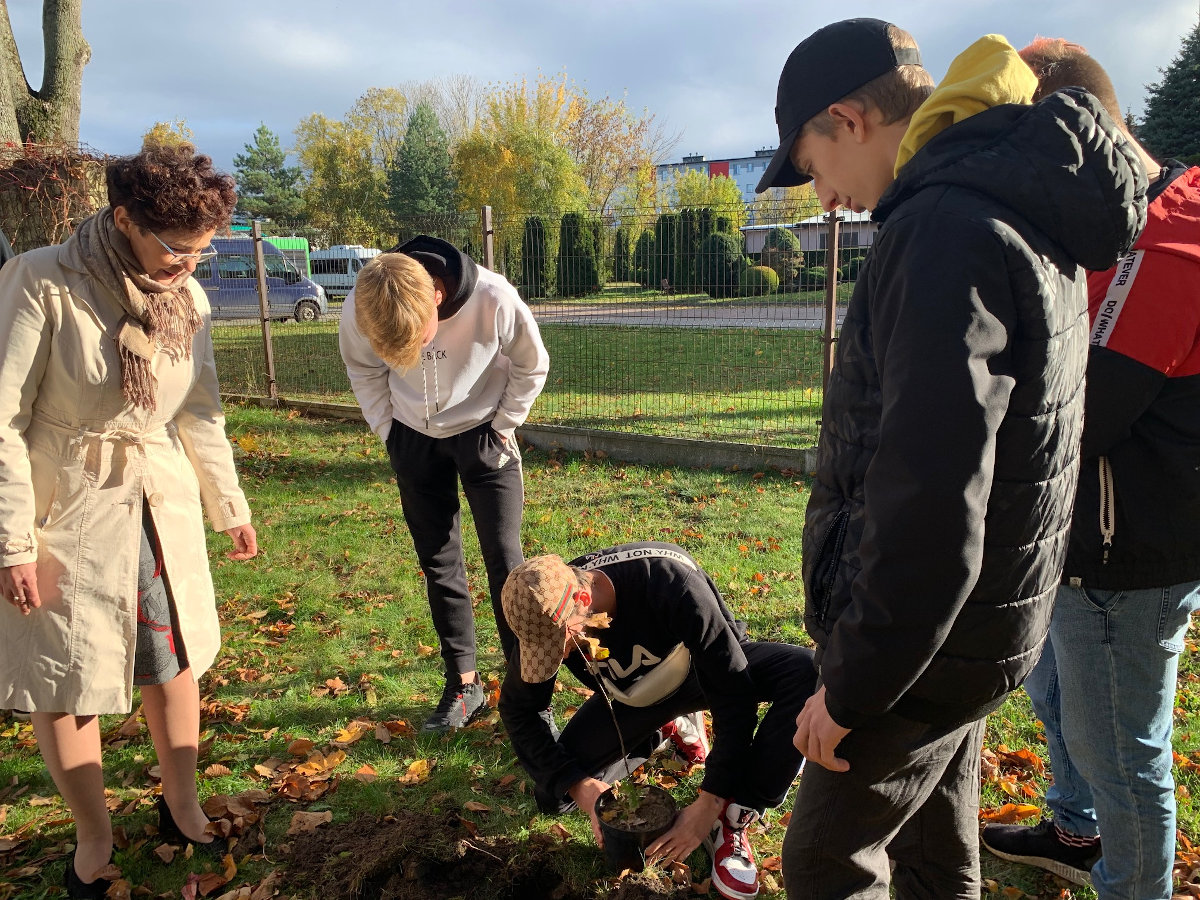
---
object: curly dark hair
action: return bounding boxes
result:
[106,143,237,233]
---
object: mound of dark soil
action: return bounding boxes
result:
[284,808,697,899]
[285,809,584,900]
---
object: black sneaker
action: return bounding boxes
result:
[981,818,1101,885]
[422,678,486,732]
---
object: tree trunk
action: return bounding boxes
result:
[0,0,90,146]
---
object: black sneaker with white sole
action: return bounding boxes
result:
[422,678,486,733]
[980,818,1101,885]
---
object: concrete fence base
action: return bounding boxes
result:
[222,394,818,474]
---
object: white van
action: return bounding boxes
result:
[309,245,382,299]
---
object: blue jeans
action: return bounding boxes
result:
[1025,581,1200,900]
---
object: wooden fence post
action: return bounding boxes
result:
[822,211,842,392]
[251,220,279,402]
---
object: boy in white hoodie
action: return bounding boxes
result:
[339,236,549,732]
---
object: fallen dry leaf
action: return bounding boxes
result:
[398,758,433,785]
[463,800,491,813]
[287,739,315,757]
[196,869,232,896]
[354,764,378,783]
[118,706,144,737]
[287,810,332,835]
[979,802,1041,824]
[331,719,374,747]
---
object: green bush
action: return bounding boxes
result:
[633,229,655,287]
[649,212,680,289]
[613,226,632,282]
[760,226,803,286]
[698,231,746,299]
[591,217,609,285]
[557,212,603,297]
[739,264,779,296]
[843,254,866,282]
[805,265,827,289]
[521,216,548,298]
[676,207,716,291]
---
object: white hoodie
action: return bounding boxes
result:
[339,265,549,443]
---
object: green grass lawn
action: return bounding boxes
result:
[2,405,1199,899]
[211,320,828,449]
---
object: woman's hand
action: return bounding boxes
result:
[224,524,258,561]
[646,791,724,865]
[567,776,611,847]
[1,563,41,615]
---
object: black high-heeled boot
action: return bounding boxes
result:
[156,796,228,858]
[64,852,112,899]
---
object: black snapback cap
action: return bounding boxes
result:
[756,18,922,193]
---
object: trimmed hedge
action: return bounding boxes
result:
[557,212,603,297]
[521,216,548,298]
[761,226,803,286]
[698,231,746,298]
[739,264,779,296]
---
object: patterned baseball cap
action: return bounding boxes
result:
[502,555,594,684]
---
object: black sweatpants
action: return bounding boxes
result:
[386,418,524,678]
[542,641,816,813]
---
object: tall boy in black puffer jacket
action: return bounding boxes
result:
[753,18,1147,897]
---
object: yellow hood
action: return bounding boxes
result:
[895,34,1038,174]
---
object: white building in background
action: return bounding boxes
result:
[656,148,779,205]
[741,210,877,255]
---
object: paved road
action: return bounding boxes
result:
[212,301,848,331]
[529,301,846,330]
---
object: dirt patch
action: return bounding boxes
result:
[284,809,583,900]
[283,809,695,900]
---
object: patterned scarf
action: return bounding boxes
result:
[74,207,201,412]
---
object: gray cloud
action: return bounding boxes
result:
[7,0,1195,173]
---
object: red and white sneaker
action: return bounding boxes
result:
[705,801,760,900]
[659,711,709,765]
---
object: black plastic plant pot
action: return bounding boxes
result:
[595,784,679,874]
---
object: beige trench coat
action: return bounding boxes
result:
[0,237,251,715]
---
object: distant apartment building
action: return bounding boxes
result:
[656,148,779,205]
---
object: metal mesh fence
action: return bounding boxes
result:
[212,201,869,450]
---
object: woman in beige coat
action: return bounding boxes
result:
[0,145,257,898]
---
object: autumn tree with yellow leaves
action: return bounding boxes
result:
[293,87,408,246]
[455,72,674,219]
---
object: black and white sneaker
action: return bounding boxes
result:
[421,678,486,733]
[981,818,1101,885]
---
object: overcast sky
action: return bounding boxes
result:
[8,0,1198,173]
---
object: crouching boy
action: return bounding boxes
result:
[498,543,816,900]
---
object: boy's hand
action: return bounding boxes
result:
[568,777,610,847]
[793,685,851,772]
[647,790,723,865]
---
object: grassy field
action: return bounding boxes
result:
[2,405,1199,899]
[211,318,829,449]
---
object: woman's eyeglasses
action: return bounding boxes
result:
[148,229,218,263]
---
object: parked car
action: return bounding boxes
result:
[198,238,328,322]
[309,245,381,299]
